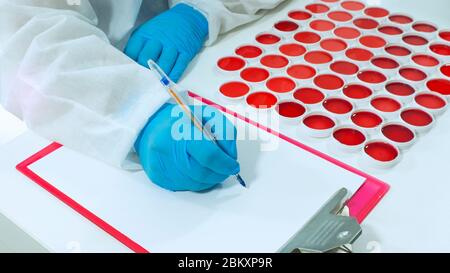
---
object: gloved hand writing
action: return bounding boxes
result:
[124,3,209,82]
[135,103,240,192]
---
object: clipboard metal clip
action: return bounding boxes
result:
[278,188,362,253]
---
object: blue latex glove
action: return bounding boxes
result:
[124,4,208,82]
[135,103,240,192]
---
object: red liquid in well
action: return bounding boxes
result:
[235,45,263,59]
[413,23,437,33]
[276,102,306,118]
[320,39,348,52]
[378,26,403,36]
[415,93,446,110]
[266,77,296,93]
[330,61,359,75]
[304,51,333,64]
[441,64,450,78]
[256,34,281,45]
[279,43,306,57]
[389,14,413,24]
[260,55,289,68]
[217,57,246,71]
[303,115,336,130]
[334,27,361,39]
[385,45,411,56]
[351,111,383,128]
[371,57,399,69]
[294,31,321,44]
[274,21,299,32]
[334,128,366,146]
[430,44,450,56]
[328,11,353,22]
[288,10,312,21]
[219,82,250,98]
[403,35,428,46]
[439,31,450,42]
[365,7,389,18]
[399,68,427,82]
[287,65,316,80]
[386,82,415,96]
[371,97,401,112]
[310,19,336,31]
[341,1,365,11]
[401,109,433,127]
[412,54,439,67]
[240,67,270,82]
[427,79,450,96]
[321,0,339,2]
[246,92,278,109]
[359,35,386,48]
[323,98,353,114]
[353,18,379,30]
[382,124,415,143]
[305,3,330,14]
[294,88,325,104]
[358,70,387,84]
[343,84,373,99]
[345,48,374,61]
[314,74,344,90]
[364,142,399,162]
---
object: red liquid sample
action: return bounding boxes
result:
[371,97,402,112]
[217,57,246,71]
[334,128,366,146]
[294,88,325,104]
[358,70,387,84]
[371,57,399,69]
[399,68,427,82]
[246,92,278,109]
[389,14,413,24]
[294,31,321,44]
[235,45,262,59]
[439,31,450,42]
[386,82,415,96]
[256,34,281,45]
[274,21,299,32]
[351,111,383,128]
[303,115,336,130]
[219,82,250,98]
[328,11,353,22]
[330,61,359,75]
[287,65,316,80]
[353,18,379,30]
[304,51,333,64]
[364,142,399,162]
[382,124,415,143]
[320,39,348,52]
[306,3,330,14]
[276,102,306,118]
[314,74,344,90]
[430,44,450,56]
[403,35,428,46]
[240,67,270,82]
[288,10,312,21]
[385,45,411,56]
[343,84,373,99]
[345,48,374,61]
[401,109,433,127]
[427,79,450,96]
[413,23,437,33]
[415,93,446,110]
[310,19,336,31]
[334,27,361,39]
[260,55,289,68]
[341,1,365,11]
[378,25,403,36]
[365,7,389,18]
[412,54,439,67]
[323,98,353,114]
[279,43,306,57]
[266,77,296,93]
[359,35,386,48]
[441,64,450,78]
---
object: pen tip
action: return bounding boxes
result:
[236,175,247,188]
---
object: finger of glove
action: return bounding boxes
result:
[124,35,146,61]
[157,46,179,77]
[169,53,192,83]
[138,40,163,68]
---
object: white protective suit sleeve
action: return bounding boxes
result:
[172,0,288,45]
[0,0,169,169]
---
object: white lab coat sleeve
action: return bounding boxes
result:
[170,0,287,45]
[0,0,169,170]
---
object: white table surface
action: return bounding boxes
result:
[1,0,450,252]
